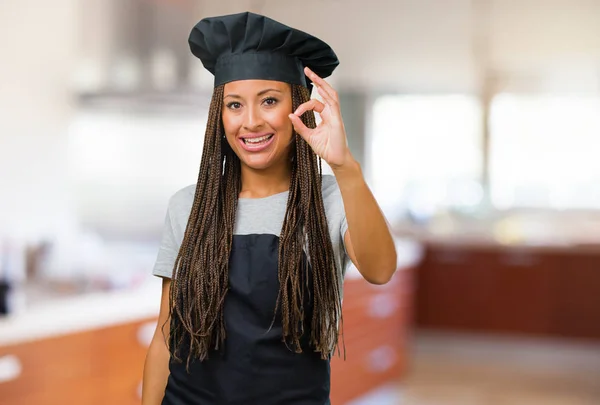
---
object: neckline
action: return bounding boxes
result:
[238,189,289,201]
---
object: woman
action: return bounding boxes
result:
[142,11,397,405]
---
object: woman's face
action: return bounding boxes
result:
[222,80,294,171]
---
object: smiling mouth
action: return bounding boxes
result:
[242,134,274,145]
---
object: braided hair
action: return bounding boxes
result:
[166,84,344,369]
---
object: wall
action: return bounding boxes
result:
[0,1,79,243]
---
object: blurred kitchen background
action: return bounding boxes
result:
[1,0,600,404]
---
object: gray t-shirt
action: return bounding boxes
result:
[152,174,350,282]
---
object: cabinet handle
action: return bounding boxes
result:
[434,250,467,264]
[0,355,22,384]
[366,345,397,373]
[368,294,399,319]
[502,251,538,267]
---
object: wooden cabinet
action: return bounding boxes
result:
[552,252,600,338]
[415,243,600,340]
[485,249,559,334]
[0,318,156,405]
[92,320,155,405]
[416,248,493,331]
[0,330,96,405]
[1,269,414,405]
[331,268,413,404]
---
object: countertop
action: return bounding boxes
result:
[0,238,422,347]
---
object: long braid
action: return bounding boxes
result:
[168,83,344,368]
[276,84,344,358]
[168,84,240,368]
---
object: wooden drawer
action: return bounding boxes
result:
[0,330,95,401]
[0,318,157,405]
[2,377,101,405]
[342,271,411,339]
[330,271,411,404]
[552,253,600,338]
[93,318,157,405]
[331,327,402,404]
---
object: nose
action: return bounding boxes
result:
[242,104,264,131]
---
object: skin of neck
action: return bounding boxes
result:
[238,151,293,199]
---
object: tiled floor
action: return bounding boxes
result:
[349,331,600,405]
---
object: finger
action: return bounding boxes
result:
[294,99,325,116]
[316,86,339,114]
[313,82,337,108]
[305,67,339,104]
[288,113,312,141]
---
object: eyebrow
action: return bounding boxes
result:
[224,88,283,99]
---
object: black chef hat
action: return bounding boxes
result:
[188,12,339,89]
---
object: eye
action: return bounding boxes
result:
[226,101,242,110]
[263,97,278,106]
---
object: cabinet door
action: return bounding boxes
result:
[0,331,96,405]
[553,252,600,339]
[0,318,157,405]
[331,271,408,405]
[416,247,494,331]
[485,249,557,334]
[92,318,157,405]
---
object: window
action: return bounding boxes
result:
[490,94,600,209]
[68,109,206,234]
[370,95,483,221]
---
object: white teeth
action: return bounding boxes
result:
[244,134,273,144]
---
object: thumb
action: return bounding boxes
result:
[289,113,311,141]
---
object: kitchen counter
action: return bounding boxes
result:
[1,238,421,405]
[0,237,423,347]
[0,281,162,346]
[414,240,600,340]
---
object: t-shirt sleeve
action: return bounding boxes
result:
[152,199,179,279]
[339,198,349,257]
[327,175,350,271]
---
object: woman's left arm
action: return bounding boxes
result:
[289,67,397,285]
[332,158,397,284]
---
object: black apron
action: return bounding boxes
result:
[162,234,331,405]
